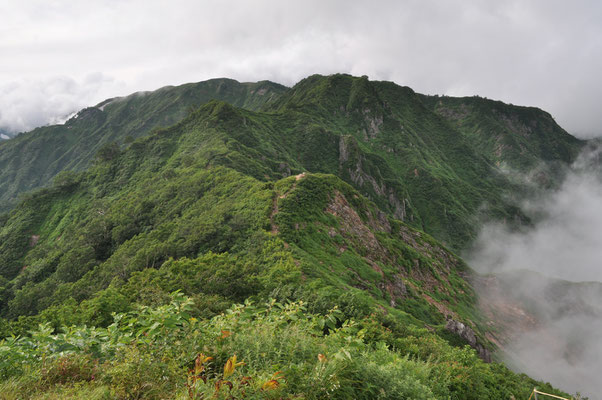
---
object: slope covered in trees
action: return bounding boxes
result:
[0,74,583,247]
[0,79,286,213]
[0,74,585,398]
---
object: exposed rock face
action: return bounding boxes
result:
[29,235,40,247]
[322,188,493,358]
[435,103,471,121]
[339,136,350,163]
[445,319,492,362]
[278,162,291,177]
[338,135,410,222]
[386,275,408,306]
[362,108,383,139]
[474,275,539,348]
[387,191,407,221]
[325,191,384,254]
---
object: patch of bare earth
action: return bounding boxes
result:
[473,275,539,347]
[325,191,467,308]
[325,191,385,256]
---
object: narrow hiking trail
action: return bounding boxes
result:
[270,172,306,235]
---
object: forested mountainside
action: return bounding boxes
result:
[0,74,584,249]
[0,79,286,213]
[0,75,581,399]
[418,94,582,171]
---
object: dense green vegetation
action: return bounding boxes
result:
[0,74,586,398]
[0,107,476,338]
[0,79,286,212]
[0,293,570,399]
[418,94,583,171]
[0,74,583,247]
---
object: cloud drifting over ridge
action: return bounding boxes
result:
[467,145,602,282]
[0,74,125,133]
[1,0,602,136]
[468,145,602,396]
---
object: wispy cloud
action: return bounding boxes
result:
[468,144,602,396]
[468,145,602,282]
[0,73,124,133]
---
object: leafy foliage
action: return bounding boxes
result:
[0,74,586,397]
[0,74,582,247]
[0,294,572,399]
[0,79,286,213]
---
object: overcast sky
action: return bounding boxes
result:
[1,0,602,137]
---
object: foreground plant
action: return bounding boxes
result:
[0,293,575,399]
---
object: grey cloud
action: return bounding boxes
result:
[2,0,602,136]
[506,314,602,397]
[479,269,602,397]
[468,145,602,396]
[0,74,125,133]
[467,147,602,282]
[4,0,602,394]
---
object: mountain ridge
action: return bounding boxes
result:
[0,78,287,212]
[0,74,583,220]
[0,73,583,398]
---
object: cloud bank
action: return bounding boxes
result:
[0,74,124,134]
[1,0,602,136]
[468,144,602,396]
[507,314,602,397]
[468,145,602,282]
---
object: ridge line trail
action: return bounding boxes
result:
[270,172,306,235]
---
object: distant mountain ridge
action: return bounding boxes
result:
[0,74,584,398]
[418,94,581,170]
[0,78,286,211]
[0,75,584,249]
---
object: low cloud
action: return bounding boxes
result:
[468,145,602,282]
[468,144,602,396]
[507,314,602,397]
[0,73,124,134]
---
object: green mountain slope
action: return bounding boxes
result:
[418,94,584,171]
[0,74,584,251]
[0,102,477,332]
[0,79,286,212]
[0,102,574,398]
[0,73,585,397]
[261,74,519,248]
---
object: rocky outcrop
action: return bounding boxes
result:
[445,318,492,362]
[338,135,412,222]
[386,275,408,307]
[362,108,383,139]
[339,136,351,163]
[278,162,291,177]
[325,191,384,255]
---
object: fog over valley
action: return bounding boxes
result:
[468,143,602,397]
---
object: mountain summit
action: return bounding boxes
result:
[0,74,583,398]
[0,74,583,248]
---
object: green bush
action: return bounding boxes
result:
[0,293,573,399]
